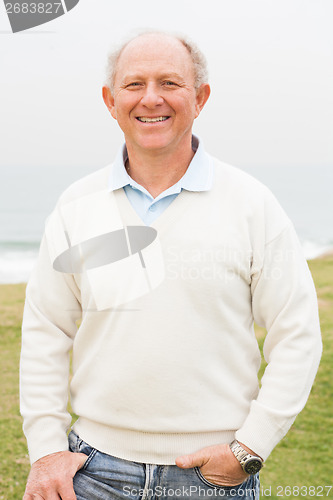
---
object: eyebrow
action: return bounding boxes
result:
[122,72,184,82]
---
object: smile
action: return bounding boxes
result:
[136,116,170,123]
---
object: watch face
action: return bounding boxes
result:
[244,458,262,474]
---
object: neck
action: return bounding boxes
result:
[125,139,194,199]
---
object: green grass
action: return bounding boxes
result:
[255,255,333,499]
[0,255,332,499]
[0,284,30,499]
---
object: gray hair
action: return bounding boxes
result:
[104,30,208,93]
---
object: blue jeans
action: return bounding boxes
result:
[68,431,260,500]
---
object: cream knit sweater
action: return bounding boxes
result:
[20,157,322,465]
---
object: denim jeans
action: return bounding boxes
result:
[68,431,260,500]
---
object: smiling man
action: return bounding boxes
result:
[102,33,210,198]
[21,31,322,500]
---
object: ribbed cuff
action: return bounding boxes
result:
[24,416,71,465]
[235,401,295,461]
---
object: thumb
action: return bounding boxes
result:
[75,452,89,471]
[175,450,207,469]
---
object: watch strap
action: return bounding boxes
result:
[229,440,263,471]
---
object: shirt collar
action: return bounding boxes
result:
[108,135,214,194]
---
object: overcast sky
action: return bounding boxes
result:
[0,0,332,169]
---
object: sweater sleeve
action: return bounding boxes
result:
[20,216,82,465]
[235,223,322,460]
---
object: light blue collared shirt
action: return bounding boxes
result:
[108,136,214,225]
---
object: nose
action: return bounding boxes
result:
[140,82,164,108]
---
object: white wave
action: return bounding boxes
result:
[301,240,333,260]
[0,248,38,284]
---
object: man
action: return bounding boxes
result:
[21,31,322,500]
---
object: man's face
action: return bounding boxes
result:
[104,34,210,156]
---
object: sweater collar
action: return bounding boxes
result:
[108,135,214,194]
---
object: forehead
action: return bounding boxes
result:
[115,34,195,83]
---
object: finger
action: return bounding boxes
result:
[58,484,77,500]
[23,493,45,500]
[175,451,207,469]
[43,493,61,500]
[75,452,89,471]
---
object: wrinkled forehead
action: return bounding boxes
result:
[115,34,195,82]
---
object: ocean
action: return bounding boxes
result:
[1,163,332,284]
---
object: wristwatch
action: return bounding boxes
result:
[229,440,263,474]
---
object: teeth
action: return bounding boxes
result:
[137,116,168,123]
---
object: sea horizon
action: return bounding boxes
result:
[1,163,332,284]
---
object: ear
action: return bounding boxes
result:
[102,86,117,119]
[194,83,211,118]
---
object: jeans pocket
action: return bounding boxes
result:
[68,431,97,470]
[80,448,97,470]
[194,466,246,490]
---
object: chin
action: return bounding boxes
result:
[137,137,173,152]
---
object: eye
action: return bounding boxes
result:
[126,82,143,89]
[163,81,178,87]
